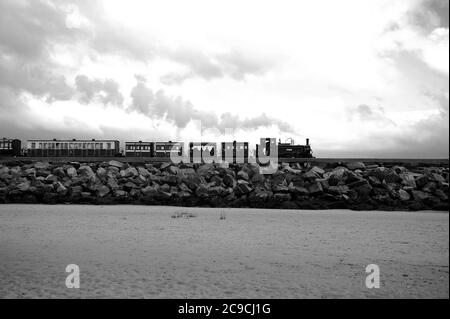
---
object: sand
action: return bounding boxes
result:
[0,204,448,298]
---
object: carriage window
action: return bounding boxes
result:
[107,143,111,150]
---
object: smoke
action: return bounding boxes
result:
[75,75,124,106]
[128,76,297,134]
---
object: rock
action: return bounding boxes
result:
[107,178,119,190]
[34,162,50,170]
[240,163,259,178]
[184,175,204,190]
[435,189,448,201]
[123,182,138,190]
[308,181,323,195]
[384,170,403,184]
[120,166,138,178]
[274,193,291,201]
[235,183,252,195]
[78,165,94,176]
[412,190,429,201]
[160,162,171,170]
[237,170,249,181]
[96,167,107,177]
[310,166,325,176]
[17,182,30,192]
[431,173,445,184]
[398,189,411,201]
[347,179,369,189]
[400,172,417,188]
[137,167,150,177]
[108,160,124,168]
[422,182,437,193]
[114,190,128,197]
[161,175,179,186]
[196,164,215,178]
[272,184,289,192]
[0,167,10,175]
[324,167,347,185]
[53,167,66,178]
[45,174,59,184]
[254,189,273,201]
[96,185,110,197]
[292,186,309,196]
[56,182,68,195]
[346,162,365,170]
[251,173,265,184]
[415,175,429,189]
[223,174,237,188]
[24,168,36,176]
[367,176,382,186]
[66,167,77,178]
[328,185,350,195]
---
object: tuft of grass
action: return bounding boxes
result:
[219,209,227,220]
[171,209,197,219]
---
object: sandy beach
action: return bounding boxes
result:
[0,204,448,298]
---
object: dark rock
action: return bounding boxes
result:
[308,181,323,195]
[415,175,429,189]
[412,190,429,201]
[235,183,252,195]
[398,189,411,201]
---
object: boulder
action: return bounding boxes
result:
[237,170,249,181]
[273,193,291,201]
[108,160,124,169]
[66,167,77,178]
[55,182,68,195]
[95,185,110,198]
[415,175,429,189]
[346,162,365,170]
[78,165,94,176]
[137,167,150,177]
[223,174,237,188]
[412,190,429,201]
[398,189,411,201]
[308,181,323,195]
[120,167,138,178]
[196,164,215,178]
[17,182,30,192]
[235,183,252,195]
[328,185,350,195]
[34,162,50,170]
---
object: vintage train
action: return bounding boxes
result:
[0,137,314,160]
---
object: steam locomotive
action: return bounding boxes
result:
[0,137,314,160]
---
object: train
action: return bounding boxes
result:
[0,137,314,161]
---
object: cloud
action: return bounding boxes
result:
[349,104,397,126]
[75,75,123,106]
[129,76,295,133]
[409,0,449,31]
[0,0,85,102]
[160,49,275,85]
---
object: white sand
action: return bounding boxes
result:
[0,204,448,299]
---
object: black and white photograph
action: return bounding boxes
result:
[0,0,448,309]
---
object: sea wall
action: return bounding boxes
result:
[0,160,448,211]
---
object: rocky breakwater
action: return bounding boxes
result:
[0,160,448,211]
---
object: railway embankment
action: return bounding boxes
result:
[0,160,448,211]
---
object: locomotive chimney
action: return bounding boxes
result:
[306,138,309,146]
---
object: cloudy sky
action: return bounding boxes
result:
[0,0,448,157]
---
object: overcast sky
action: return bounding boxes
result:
[0,0,448,157]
